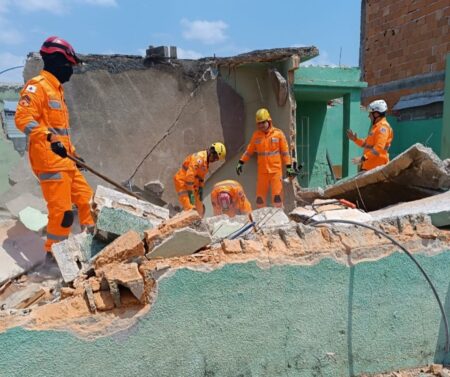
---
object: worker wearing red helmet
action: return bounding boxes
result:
[15,36,94,263]
[210,180,252,217]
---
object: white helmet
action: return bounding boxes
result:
[368,99,388,113]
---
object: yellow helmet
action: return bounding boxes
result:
[255,108,271,123]
[211,142,226,160]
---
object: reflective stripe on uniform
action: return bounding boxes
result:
[48,127,70,136]
[24,120,39,135]
[48,100,62,109]
[281,152,289,156]
[257,151,280,156]
[47,233,68,241]
[186,181,194,186]
[38,172,62,181]
[177,191,189,196]
[370,147,380,156]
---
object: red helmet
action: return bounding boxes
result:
[218,192,232,211]
[40,36,81,65]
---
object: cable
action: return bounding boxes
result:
[309,218,449,353]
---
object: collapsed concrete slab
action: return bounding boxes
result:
[206,215,249,242]
[93,185,168,225]
[146,228,211,259]
[297,144,450,211]
[0,220,45,285]
[370,190,450,227]
[0,282,48,310]
[95,207,154,242]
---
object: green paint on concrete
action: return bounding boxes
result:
[82,233,108,259]
[18,206,47,232]
[441,53,450,159]
[294,67,368,185]
[387,116,443,159]
[96,207,153,240]
[1,252,450,376]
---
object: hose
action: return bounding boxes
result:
[309,218,449,353]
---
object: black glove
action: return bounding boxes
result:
[75,156,87,171]
[236,160,244,176]
[51,141,67,158]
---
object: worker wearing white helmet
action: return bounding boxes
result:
[346,99,393,171]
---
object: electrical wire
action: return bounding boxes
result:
[309,218,449,353]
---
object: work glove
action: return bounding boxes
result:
[236,160,244,176]
[286,165,297,178]
[188,191,195,205]
[198,187,203,201]
[50,141,67,158]
[75,156,87,171]
[346,129,357,141]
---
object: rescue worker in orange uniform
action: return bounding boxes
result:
[174,142,226,216]
[15,37,94,262]
[347,99,394,171]
[210,180,252,217]
[236,108,295,208]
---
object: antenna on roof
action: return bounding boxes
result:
[339,47,342,67]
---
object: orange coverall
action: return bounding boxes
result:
[353,117,393,171]
[15,70,94,252]
[240,126,291,208]
[173,150,209,216]
[211,180,252,217]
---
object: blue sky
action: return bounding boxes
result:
[0,0,361,83]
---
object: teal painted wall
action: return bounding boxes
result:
[388,116,443,158]
[296,101,370,187]
[1,252,450,377]
[441,53,450,159]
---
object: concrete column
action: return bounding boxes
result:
[441,53,450,159]
[342,90,360,177]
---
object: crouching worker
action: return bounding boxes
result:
[173,142,226,216]
[211,180,252,218]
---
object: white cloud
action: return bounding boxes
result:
[177,47,203,60]
[15,0,66,14]
[181,18,228,45]
[0,52,25,83]
[78,0,117,6]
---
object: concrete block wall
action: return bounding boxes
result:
[361,0,449,107]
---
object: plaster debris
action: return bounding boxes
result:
[18,206,48,232]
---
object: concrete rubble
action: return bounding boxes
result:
[297,144,450,211]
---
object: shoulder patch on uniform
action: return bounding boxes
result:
[26,85,37,93]
[19,94,31,107]
[380,127,387,134]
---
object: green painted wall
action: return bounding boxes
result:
[388,116,443,158]
[1,252,450,377]
[296,100,370,187]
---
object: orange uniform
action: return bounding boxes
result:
[211,180,252,217]
[15,70,94,252]
[240,126,291,208]
[353,117,393,171]
[173,150,209,216]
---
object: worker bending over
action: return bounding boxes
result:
[347,99,393,171]
[211,180,252,217]
[15,36,94,261]
[174,142,226,216]
[236,108,295,208]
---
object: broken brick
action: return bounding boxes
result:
[93,230,145,269]
[60,287,75,300]
[93,291,115,311]
[221,239,242,254]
